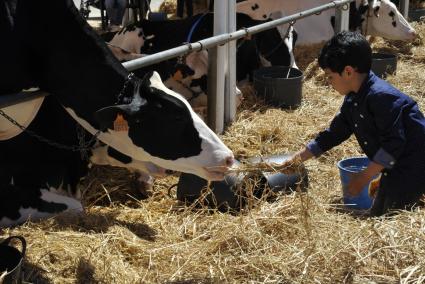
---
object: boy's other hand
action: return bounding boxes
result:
[347,172,370,197]
[347,161,385,197]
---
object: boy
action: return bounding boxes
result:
[287,31,425,216]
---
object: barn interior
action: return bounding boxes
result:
[2,0,425,283]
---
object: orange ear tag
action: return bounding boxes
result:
[113,114,129,131]
[173,70,183,81]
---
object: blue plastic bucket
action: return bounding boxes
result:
[337,157,374,209]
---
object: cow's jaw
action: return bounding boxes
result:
[65,106,232,181]
[146,73,234,180]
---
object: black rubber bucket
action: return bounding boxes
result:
[371,53,397,79]
[253,66,303,109]
[409,8,425,22]
[148,12,167,21]
[177,170,246,212]
[176,154,308,212]
[0,236,26,284]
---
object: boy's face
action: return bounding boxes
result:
[324,67,353,96]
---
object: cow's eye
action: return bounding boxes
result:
[175,115,185,122]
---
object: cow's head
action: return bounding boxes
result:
[254,21,297,67]
[94,71,234,181]
[356,0,416,40]
[109,25,155,54]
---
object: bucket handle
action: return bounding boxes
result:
[1,236,26,258]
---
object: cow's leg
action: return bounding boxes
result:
[177,0,184,17]
[0,185,83,228]
[186,0,193,17]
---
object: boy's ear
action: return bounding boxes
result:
[344,66,356,77]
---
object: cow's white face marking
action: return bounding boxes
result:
[185,50,209,79]
[283,25,298,69]
[90,143,167,177]
[110,27,145,54]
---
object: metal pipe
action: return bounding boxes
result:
[399,0,410,19]
[225,0,237,128]
[334,1,350,34]
[123,0,353,71]
[208,0,227,133]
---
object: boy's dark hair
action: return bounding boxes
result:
[318,31,372,74]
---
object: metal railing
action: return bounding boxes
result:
[122,0,354,133]
[123,0,353,71]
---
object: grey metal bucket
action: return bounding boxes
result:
[371,53,397,79]
[176,154,308,212]
[248,154,309,194]
[0,236,26,284]
[253,66,303,109]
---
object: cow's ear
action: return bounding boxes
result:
[373,6,380,17]
[94,105,132,131]
[140,71,165,97]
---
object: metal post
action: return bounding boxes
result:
[225,0,237,127]
[334,2,350,34]
[207,0,227,133]
[399,0,410,19]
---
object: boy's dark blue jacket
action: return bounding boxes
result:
[307,71,425,195]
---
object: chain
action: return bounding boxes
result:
[116,72,136,104]
[0,109,101,157]
[0,73,137,158]
[77,123,90,160]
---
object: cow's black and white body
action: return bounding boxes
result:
[236,0,416,45]
[111,12,297,69]
[0,0,234,227]
[106,13,297,110]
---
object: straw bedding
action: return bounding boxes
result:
[2,23,425,284]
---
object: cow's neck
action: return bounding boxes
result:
[23,0,132,127]
[19,0,147,160]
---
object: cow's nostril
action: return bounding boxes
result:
[225,156,235,167]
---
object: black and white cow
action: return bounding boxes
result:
[107,12,297,108]
[236,0,416,45]
[0,0,234,227]
[111,12,297,73]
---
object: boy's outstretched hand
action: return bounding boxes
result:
[279,148,314,173]
[347,171,372,196]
